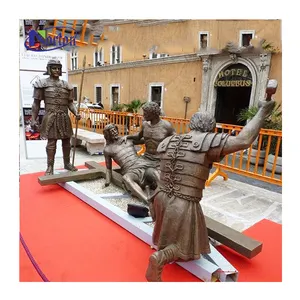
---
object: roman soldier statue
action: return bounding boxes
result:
[145,80,278,281]
[31,59,81,175]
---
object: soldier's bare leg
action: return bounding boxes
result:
[123,173,148,205]
[45,139,57,175]
[62,138,78,172]
[146,244,179,282]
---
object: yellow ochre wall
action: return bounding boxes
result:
[68,19,282,118]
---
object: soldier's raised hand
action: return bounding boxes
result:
[266,79,278,101]
[258,79,277,115]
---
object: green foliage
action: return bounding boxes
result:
[237,103,282,130]
[237,103,282,155]
[261,39,280,54]
[111,103,125,112]
[123,99,146,113]
[237,106,259,123]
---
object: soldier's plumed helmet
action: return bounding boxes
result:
[43,59,62,76]
[189,112,216,133]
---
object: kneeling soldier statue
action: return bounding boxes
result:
[146,79,278,281]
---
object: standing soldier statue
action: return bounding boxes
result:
[31,59,81,175]
[145,79,278,282]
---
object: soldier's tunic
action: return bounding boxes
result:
[152,131,229,260]
[32,78,74,139]
[104,139,156,187]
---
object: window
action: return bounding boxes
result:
[239,30,255,47]
[94,48,104,67]
[199,31,209,49]
[110,45,122,64]
[94,85,102,104]
[70,49,78,70]
[148,83,164,109]
[151,87,162,106]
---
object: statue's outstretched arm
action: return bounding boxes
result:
[221,80,277,156]
[126,123,144,141]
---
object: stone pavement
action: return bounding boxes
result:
[19,127,282,232]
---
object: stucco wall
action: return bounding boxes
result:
[70,60,202,119]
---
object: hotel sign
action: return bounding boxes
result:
[214,64,252,87]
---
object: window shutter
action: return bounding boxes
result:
[117,45,120,63]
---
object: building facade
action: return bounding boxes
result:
[67,19,282,124]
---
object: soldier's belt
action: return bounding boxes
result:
[45,104,69,113]
[160,187,202,202]
[160,162,210,181]
[160,180,203,201]
[160,172,206,189]
[44,97,70,105]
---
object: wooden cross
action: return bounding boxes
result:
[38,161,262,259]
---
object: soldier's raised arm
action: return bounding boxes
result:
[220,80,277,157]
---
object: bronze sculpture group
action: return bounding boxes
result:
[31,60,277,282]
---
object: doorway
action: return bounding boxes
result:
[214,63,252,126]
[215,86,251,126]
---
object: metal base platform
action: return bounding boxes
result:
[58,171,239,282]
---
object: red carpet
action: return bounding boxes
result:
[20,165,282,282]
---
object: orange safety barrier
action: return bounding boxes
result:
[71,110,282,186]
[206,123,282,186]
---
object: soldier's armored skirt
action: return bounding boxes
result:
[152,132,229,260]
[33,78,74,139]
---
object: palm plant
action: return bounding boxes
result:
[123,99,146,113]
[237,103,282,155]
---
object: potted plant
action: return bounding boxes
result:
[237,103,282,172]
[123,99,146,133]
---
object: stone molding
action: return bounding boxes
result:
[69,53,201,74]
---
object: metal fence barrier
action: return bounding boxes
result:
[70,109,282,186]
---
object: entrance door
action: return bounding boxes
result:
[214,63,252,126]
[215,86,251,126]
